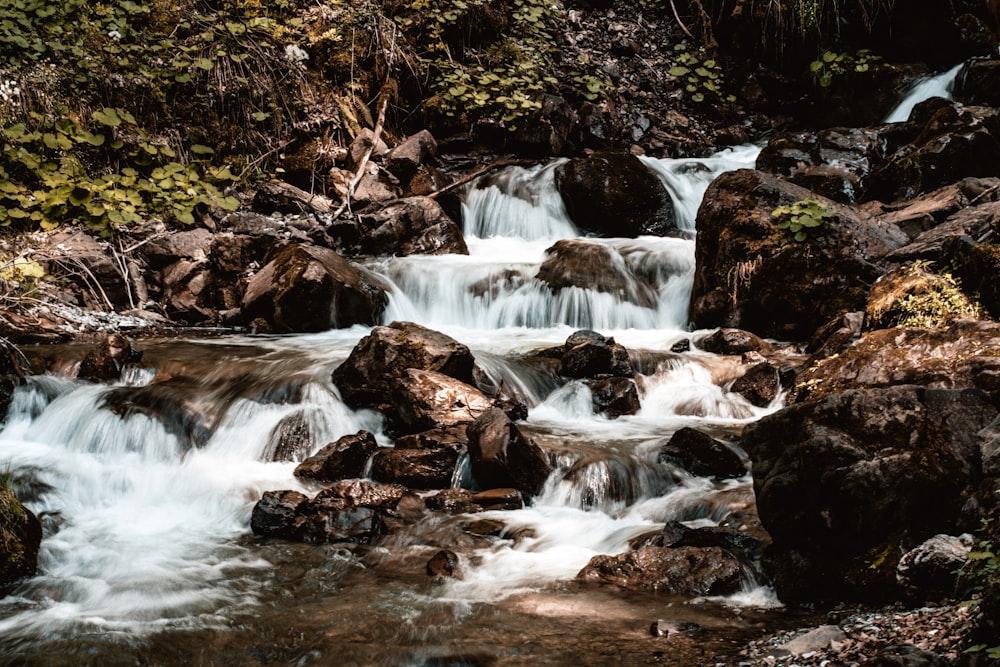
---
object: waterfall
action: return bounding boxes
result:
[0,144,779,656]
[884,63,964,123]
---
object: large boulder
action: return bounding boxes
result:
[536,240,657,309]
[0,487,41,586]
[863,105,1000,203]
[293,430,379,482]
[557,329,633,379]
[742,385,997,603]
[241,243,387,333]
[554,152,676,237]
[576,546,746,595]
[354,197,468,257]
[863,263,981,332]
[657,427,747,480]
[690,169,908,341]
[332,322,478,412]
[466,407,552,497]
[370,446,461,490]
[955,58,1000,107]
[796,319,1000,402]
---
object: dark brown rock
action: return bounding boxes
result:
[294,430,379,482]
[558,329,633,379]
[0,337,27,422]
[77,334,143,382]
[370,446,461,490]
[384,130,438,184]
[576,546,746,595]
[241,243,387,333]
[42,231,130,310]
[743,385,997,603]
[425,488,523,513]
[314,480,409,512]
[955,57,1000,107]
[536,240,657,309]
[690,169,908,340]
[161,259,214,323]
[509,94,578,156]
[332,322,477,412]
[347,128,389,169]
[142,229,213,270]
[297,506,386,545]
[554,152,676,237]
[466,407,552,497]
[0,487,41,586]
[587,377,640,417]
[355,197,468,257]
[250,490,309,538]
[695,328,774,356]
[658,427,747,480]
[730,362,782,408]
[262,411,313,462]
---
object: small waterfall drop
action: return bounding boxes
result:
[884,63,963,123]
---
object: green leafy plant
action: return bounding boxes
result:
[668,44,736,104]
[771,197,835,241]
[809,49,882,87]
[960,517,1000,660]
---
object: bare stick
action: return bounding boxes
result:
[670,0,694,39]
[332,93,391,220]
[428,159,537,200]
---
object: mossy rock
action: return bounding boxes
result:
[0,487,41,587]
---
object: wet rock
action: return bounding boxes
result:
[537,240,657,309]
[395,424,468,453]
[694,328,775,355]
[316,480,409,513]
[370,446,460,490]
[0,487,42,586]
[795,319,1000,402]
[77,333,143,382]
[250,490,309,539]
[554,152,676,237]
[241,243,387,333]
[425,488,523,513]
[101,381,217,450]
[691,169,908,341]
[558,329,633,379]
[577,546,745,595]
[384,130,438,184]
[332,321,477,413]
[467,407,552,497]
[955,58,1000,107]
[864,105,1000,203]
[354,197,468,257]
[658,427,747,480]
[743,385,997,603]
[389,369,493,435]
[896,533,973,601]
[587,377,640,417]
[298,506,386,545]
[426,549,461,578]
[262,410,314,462]
[729,361,782,408]
[294,430,379,482]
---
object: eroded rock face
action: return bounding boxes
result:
[466,407,552,497]
[577,546,746,595]
[742,385,997,604]
[796,319,1000,402]
[0,487,41,586]
[241,243,387,333]
[554,152,676,237]
[690,169,908,341]
[863,105,1000,203]
[332,321,478,413]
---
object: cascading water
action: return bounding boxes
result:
[0,143,800,664]
[884,63,964,123]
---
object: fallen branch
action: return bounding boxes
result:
[427,158,537,200]
[332,93,391,219]
[669,0,694,39]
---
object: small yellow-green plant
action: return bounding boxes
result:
[809,49,882,87]
[961,517,1000,660]
[771,197,835,241]
[669,44,736,104]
